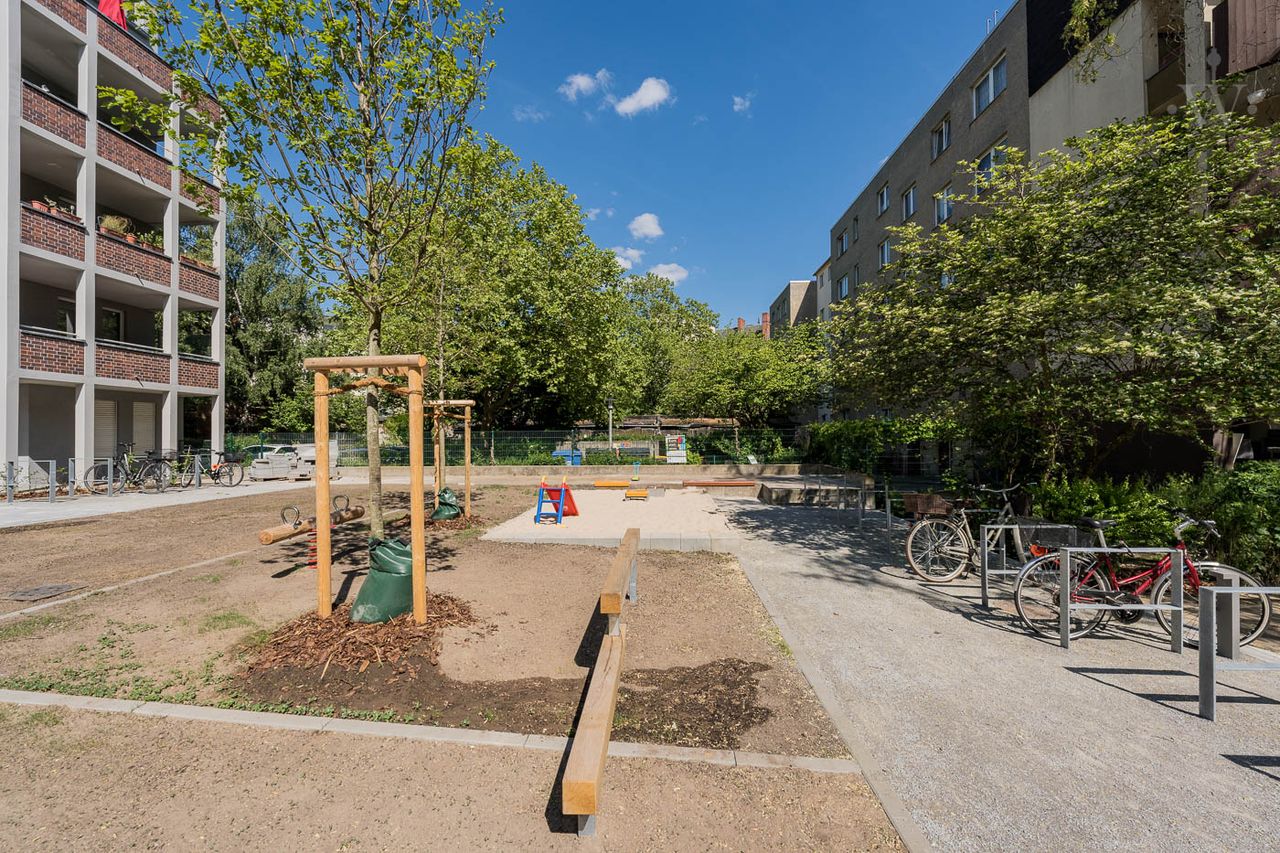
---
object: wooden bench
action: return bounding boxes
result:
[682,479,758,488]
[593,480,631,489]
[561,529,640,836]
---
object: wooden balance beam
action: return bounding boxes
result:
[681,479,758,488]
[257,506,366,545]
[562,528,640,836]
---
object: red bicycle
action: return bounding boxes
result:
[1013,514,1273,644]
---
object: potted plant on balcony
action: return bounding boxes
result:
[98,214,131,239]
[47,198,81,224]
[139,229,164,253]
[30,199,49,213]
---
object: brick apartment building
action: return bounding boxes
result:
[1,0,227,481]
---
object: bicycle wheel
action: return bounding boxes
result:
[178,458,197,488]
[83,462,124,496]
[1014,553,1112,639]
[139,461,170,494]
[1152,563,1273,648]
[218,461,244,487]
[905,518,972,582]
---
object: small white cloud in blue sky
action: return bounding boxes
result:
[585,208,602,220]
[512,104,548,123]
[649,263,688,284]
[628,212,664,240]
[612,246,645,270]
[731,93,754,115]
[558,69,612,102]
[615,78,672,117]
[605,208,615,218]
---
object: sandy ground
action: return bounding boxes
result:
[0,704,901,851]
[721,499,1280,852]
[0,487,845,756]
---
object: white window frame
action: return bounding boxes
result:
[100,307,124,342]
[976,137,1008,186]
[852,264,861,288]
[838,275,849,300]
[931,116,951,160]
[876,183,889,215]
[935,184,954,225]
[837,230,848,256]
[878,239,892,270]
[902,185,916,220]
[972,55,1007,118]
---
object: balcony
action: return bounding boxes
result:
[178,355,219,389]
[178,259,219,301]
[31,0,87,32]
[21,204,87,261]
[22,82,87,147]
[19,326,85,375]
[98,121,170,189]
[96,11,172,90]
[180,172,222,212]
[96,340,171,384]
[95,230,172,286]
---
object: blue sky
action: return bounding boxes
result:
[475,0,1017,324]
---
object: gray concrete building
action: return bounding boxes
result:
[768,279,817,333]
[2,0,226,485]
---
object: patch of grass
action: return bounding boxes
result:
[762,624,792,658]
[451,526,484,540]
[237,628,273,651]
[194,573,224,584]
[22,709,63,729]
[199,610,255,633]
[0,614,67,643]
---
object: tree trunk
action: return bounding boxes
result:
[365,312,385,539]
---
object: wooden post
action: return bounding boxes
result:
[313,371,333,618]
[464,405,472,518]
[407,367,428,624]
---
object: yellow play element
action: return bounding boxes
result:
[623,489,649,501]
[594,480,630,489]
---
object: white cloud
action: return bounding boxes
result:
[558,68,612,102]
[732,93,754,115]
[628,212,664,240]
[585,208,602,221]
[512,104,548,123]
[605,208,615,218]
[692,114,708,126]
[649,263,688,284]
[611,246,645,271]
[614,77,672,116]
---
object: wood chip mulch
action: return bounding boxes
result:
[429,514,484,531]
[245,596,478,678]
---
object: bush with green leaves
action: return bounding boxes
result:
[804,417,949,473]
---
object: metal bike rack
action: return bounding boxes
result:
[1198,582,1280,720]
[4,461,13,504]
[1059,547,1184,652]
[979,522,1075,608]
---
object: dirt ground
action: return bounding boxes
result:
[0,486,846,757]
[0,705,901,851]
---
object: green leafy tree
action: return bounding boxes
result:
[222,203,322,432]
[106,0,501,536]
[831,106,1280,478]
[663,322,831,427]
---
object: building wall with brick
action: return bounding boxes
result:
[179,263,220,301]
[96,344,171,384]
[96,233,172,286]
[98,126,171,187]
[22,84,87,147]
[178,357,219,389]
[97,17,172,89]
[32,0,86,32]
[21,207,87,261]
[19,332,85,375]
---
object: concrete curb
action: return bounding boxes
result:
[0,688,862,775]
[482,532,742,553]
[0,548,261,624]
[728,541,936,853]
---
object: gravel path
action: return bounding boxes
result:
[720,498,1280,852]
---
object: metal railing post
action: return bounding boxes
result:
[193,453,201,489]
[1198,586,1216,721]
[47,460,56,503]
[1216,571,1240,661]
[1059,548,1072,650]
[1170,550,1184,654]
[884,479,893,543]
[67,458,76,501]
[981,526,991,608]
[107,457,114,497]
[5,461,13,504]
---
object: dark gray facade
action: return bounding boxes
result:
[828,2,1031,304]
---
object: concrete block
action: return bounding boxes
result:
[322,717,528,748]
[608,740,735,766]
[523,733,570,752]
[0,689,143,714]
[133,703,330,731]
[734,750,861,774]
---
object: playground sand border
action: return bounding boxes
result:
[0,687,863,774]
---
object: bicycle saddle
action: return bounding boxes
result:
[1079,517,1118,530]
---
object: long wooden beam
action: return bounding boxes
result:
[599,528,641,616]
[305,354,428,371]
[313,371,332,617]
[258,506,366,545]
[562,629,625,818]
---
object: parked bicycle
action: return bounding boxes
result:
[84,443,171,495]
[903,485,1029,582]
[1012,514,1273,645]
[173,447,245,488]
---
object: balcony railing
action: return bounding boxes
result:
[95,230,172,286]
[94,6,172,90]
[178,259,220,301]
[32,0,87,32]
[95,339,171,384]
[20,204,87,261]
[98,122,171,188]
[19,326,85,375]
[22,82,87,147]
[178,354,219,389]
[180,172,222,212]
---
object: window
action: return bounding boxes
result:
[837,230,848,256]
[902,185,916,220]
[100,307,124,341]
[852,264,861,288]
[876,184,889,215]
[935,184,954,225]
[972,56,1007,117]
[838,275,849,300]
[940,271,956,287]
[56,297,75,334]
[976,138,1008,185]
[931,116,951,160]
[851,217,859,242]
[878,239,892,270]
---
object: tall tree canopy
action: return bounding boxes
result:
[831,106,1280,477]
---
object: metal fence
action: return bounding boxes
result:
[227,427,804,467]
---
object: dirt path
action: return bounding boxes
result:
[0,704,901,851]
